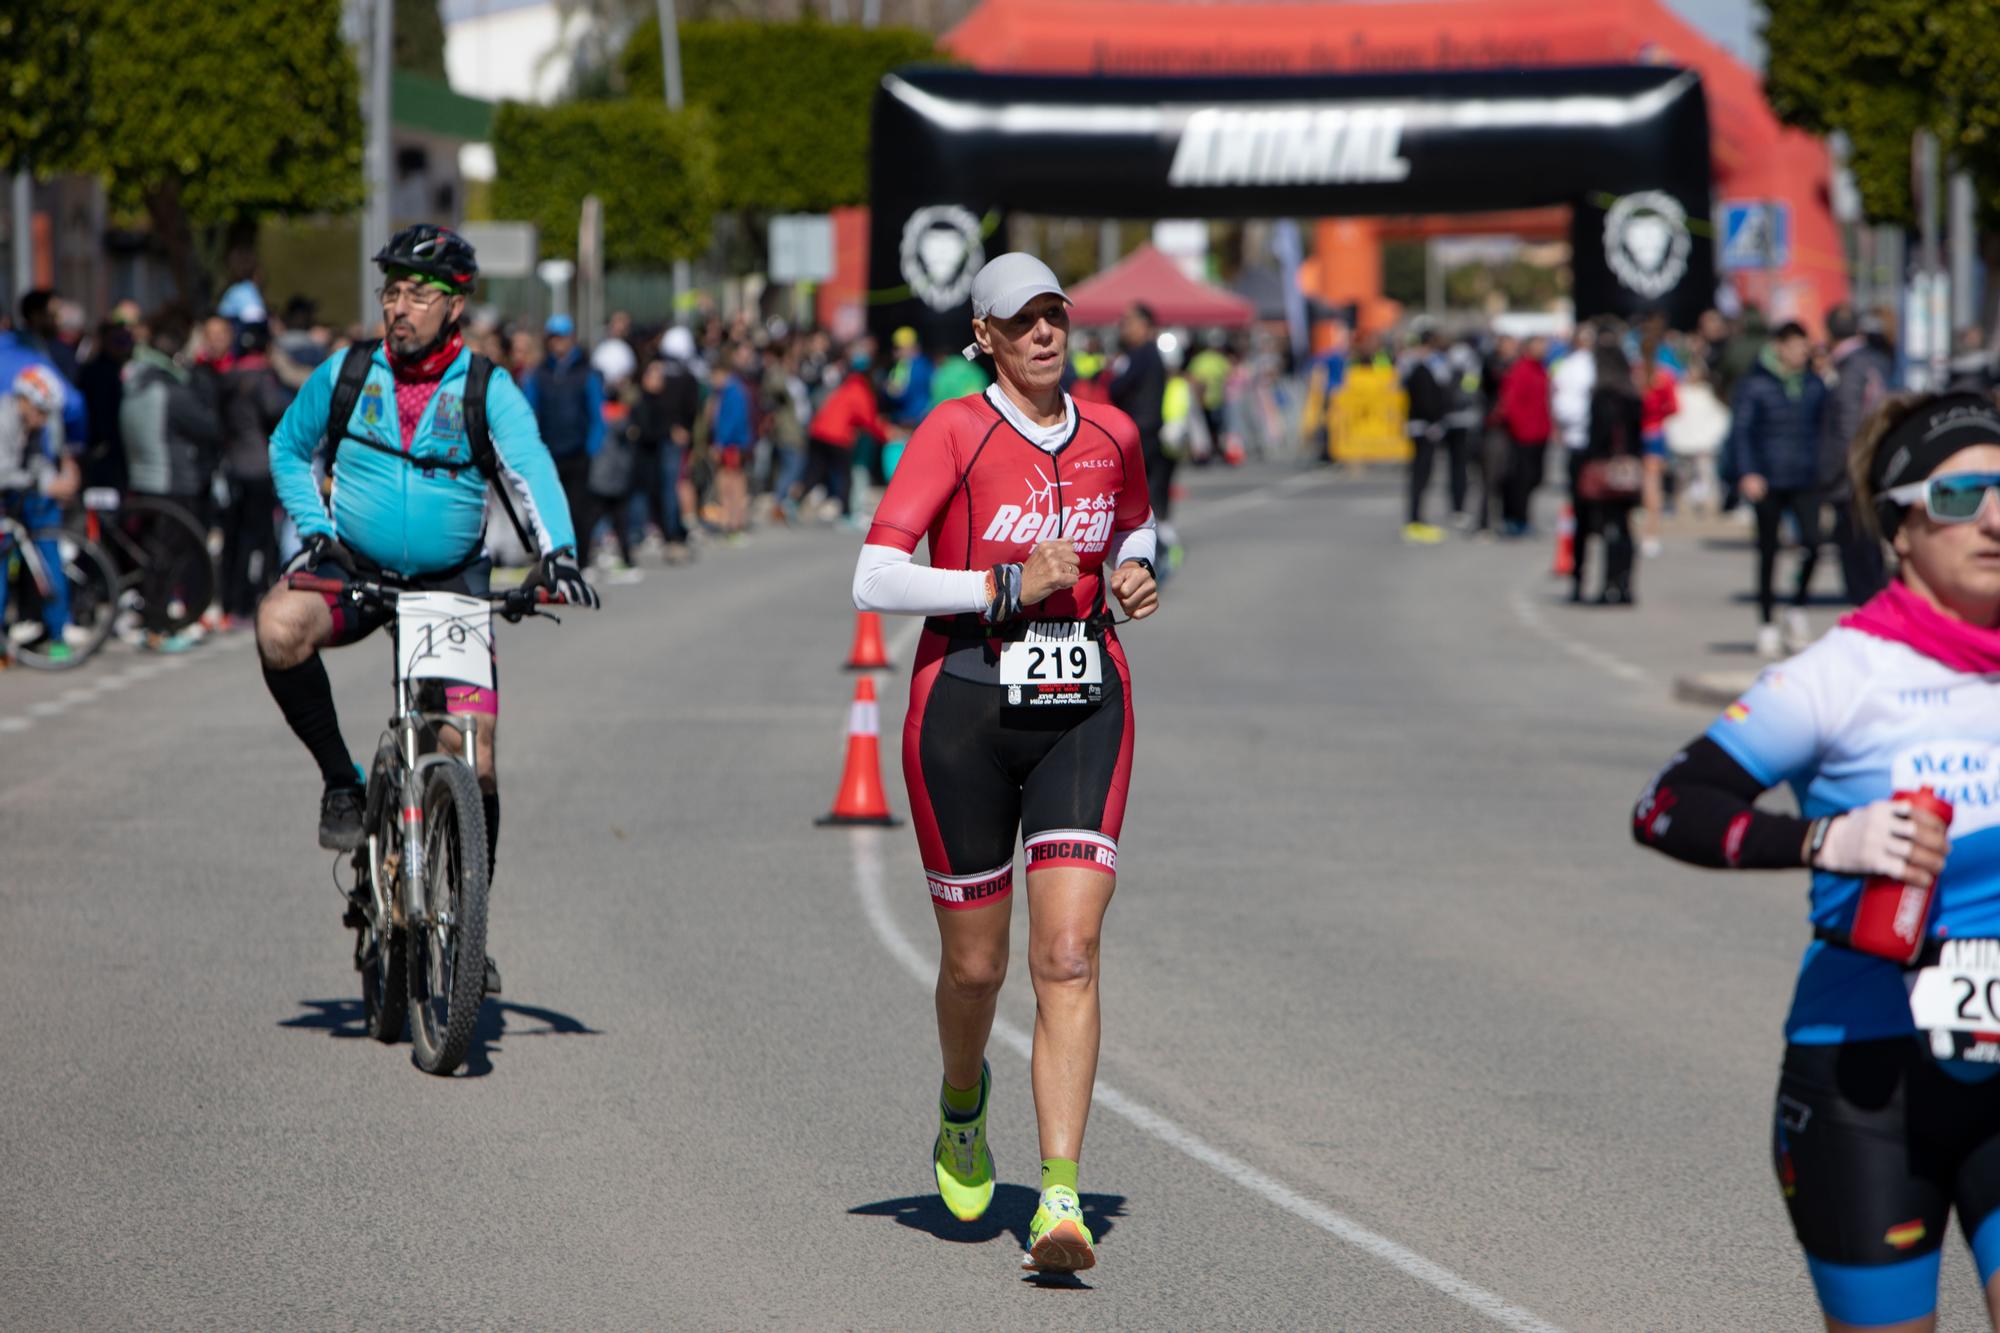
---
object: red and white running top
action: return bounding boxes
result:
[853,387,1155,619]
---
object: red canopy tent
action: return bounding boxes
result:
[1066,244,1256,328]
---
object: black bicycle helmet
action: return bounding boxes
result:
[372,223,478,290]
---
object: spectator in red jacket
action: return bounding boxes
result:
[1636,330,1680,557]
[1495,337,1552,534]
[804,347,892,525]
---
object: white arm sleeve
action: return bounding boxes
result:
[853,543,989,616]
[1108,518,1158,571]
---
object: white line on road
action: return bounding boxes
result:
[0,647,204,736]
[852,498,1565,1332]
[850,827,1564,1332]
[1509,589,1654,687]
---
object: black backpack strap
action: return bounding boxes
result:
[463,353,539,555]
[322,339,382,465]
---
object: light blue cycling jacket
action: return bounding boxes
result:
[270,344,575,576]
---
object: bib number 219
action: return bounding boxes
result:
[1000,624,1102,688]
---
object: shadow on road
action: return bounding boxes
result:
[279,997,602,1078]
[848,1186,1125,1265]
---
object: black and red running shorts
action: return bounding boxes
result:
[902,627,1134,910]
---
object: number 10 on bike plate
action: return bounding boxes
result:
[397,592,494,690]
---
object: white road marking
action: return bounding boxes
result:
[854,502,1565,1333]
[850,827,1563,1332]
[0,643,216,736]
[1509,589,1655,688]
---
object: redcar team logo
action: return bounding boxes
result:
[980,467,1118,553]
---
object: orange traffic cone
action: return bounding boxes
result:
[816,676,901,826]
[843,610,893,670]
[1552,504,1576,577]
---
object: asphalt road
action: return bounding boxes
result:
[3,462,1989,1330]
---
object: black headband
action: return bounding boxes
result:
[1873,393,2000,494]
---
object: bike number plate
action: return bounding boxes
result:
[1907,942,2000,1061]
[999,623,1102,708]
[396,592,493,690]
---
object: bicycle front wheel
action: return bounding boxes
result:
[408,761,489,1076]
[7,531,119,670]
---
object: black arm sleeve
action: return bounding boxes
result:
[1632,735,1812,870]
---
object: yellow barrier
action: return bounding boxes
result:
[1330,364,1412,464]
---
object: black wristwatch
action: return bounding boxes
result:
[1125,557,1156,580]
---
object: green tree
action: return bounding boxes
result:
[490,99,719,265]
[619,17,939,212]
[0,6,92,174]
[80,0,361,302]
[396,0,448,78]
[1764,0,2000,225]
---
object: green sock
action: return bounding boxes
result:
[940,1072,982,1118]
[1040,1157,1079,1194]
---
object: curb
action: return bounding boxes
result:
[1672,670,1759,709]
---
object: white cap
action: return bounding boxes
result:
[963,252,1069,361]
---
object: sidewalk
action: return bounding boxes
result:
[1512,494,1857,711]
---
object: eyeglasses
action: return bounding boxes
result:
[1884,471,2000,523]
[378,283,448,310]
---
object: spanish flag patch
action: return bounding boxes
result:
[1884,1219,1927,1250]
[1724,702,1751,723]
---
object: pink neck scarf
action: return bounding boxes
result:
[1840,578,2000,674]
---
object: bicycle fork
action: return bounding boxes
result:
[399,722,428,928]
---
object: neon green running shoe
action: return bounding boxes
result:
[1022,1185,1095,1272]
[932,1062,994,1222]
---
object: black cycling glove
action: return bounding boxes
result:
[528,547,599,608]
[286,532,356,576]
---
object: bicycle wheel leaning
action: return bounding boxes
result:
[121,495,216,634]
[7,531,119,670]
[408,760,489,1075]
[355,742,408,1044]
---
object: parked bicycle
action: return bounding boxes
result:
[1,508,119,669]
[287,571,562,1076]
[81,488,217,637]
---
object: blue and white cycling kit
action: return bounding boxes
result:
[269,345,574,577]
[1707,627,2000,1045]
[1696,626,2000,1325]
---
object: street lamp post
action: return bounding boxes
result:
[359,0,393,331]
[656,0,692,326]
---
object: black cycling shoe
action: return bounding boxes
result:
[483,956,503,996]
[319,784,366,851]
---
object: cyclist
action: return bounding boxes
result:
[258,225,596,988]
[1634,389,2000,1331]
[0,366,81,664]
[851,252,1159,1273]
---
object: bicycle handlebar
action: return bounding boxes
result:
[285,571,563,617]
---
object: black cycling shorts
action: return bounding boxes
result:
[1774,1039,2000,1324]
[902,627,1134,910]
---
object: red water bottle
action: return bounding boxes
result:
[1848,787,1955,963]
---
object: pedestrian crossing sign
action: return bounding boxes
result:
[1720,201,1789,272]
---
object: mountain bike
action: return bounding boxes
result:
[1,509,119,669]
[287,571,562,1076]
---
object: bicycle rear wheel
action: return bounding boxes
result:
[357,743,408,1043]
[120,495,215,634]
[6,531,118,670]
[408,761,489,1075]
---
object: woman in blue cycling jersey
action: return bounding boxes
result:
[1635,390,2000,1332]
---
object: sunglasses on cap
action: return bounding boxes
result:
[1883,471,2000,523]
